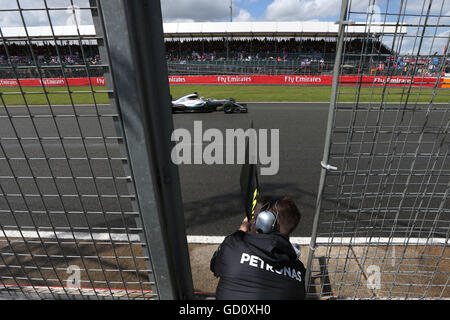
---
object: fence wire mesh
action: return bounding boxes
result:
[306,0,450,299]
[0,0,160,299]
[2,0,449,301]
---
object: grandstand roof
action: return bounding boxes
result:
[163,21,407,38]
[0,21,407,40]
[0,25,96,41]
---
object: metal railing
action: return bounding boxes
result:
[0,0,193,300]
[305,0,450,299]
[1,0,449,301]
[166,59,336,76]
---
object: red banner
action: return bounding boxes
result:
[168,75,331,85]
[0,77,106,87]
[169,75,443,87]
[339,75,440,87]
[0,75,445,87]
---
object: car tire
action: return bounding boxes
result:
[223,102,234,113]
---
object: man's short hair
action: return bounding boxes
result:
[256,195,301,235]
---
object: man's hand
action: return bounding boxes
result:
[239,217,250,232]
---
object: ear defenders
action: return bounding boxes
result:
[254,198,281,234]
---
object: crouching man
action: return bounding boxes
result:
[210,195,306,300]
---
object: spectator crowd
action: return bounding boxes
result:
[165,38,391,62]
[0,42,101,66]
[0,38,447,77]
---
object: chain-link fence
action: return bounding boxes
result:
[305,0,449,299]
[0,0,192,300]
[1,0,449,301]
[166,59,336,76]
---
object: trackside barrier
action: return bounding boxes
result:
[304,0,450,300]
[1,75,448,87]
[442,78,450,88]
[0,0,193,300]
[0,77,106,87]
[168,75,446,87]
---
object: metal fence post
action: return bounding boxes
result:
[304,0,450,299]
[96,0,194,300]
[304,0,349,294]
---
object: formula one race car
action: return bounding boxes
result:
[171,93,248,114]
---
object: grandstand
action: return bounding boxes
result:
[2,21,446,78]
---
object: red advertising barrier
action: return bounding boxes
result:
[0,75,445,87]
[340,75,440,87]
[169,75,443,87]
[168,75,330,85]
[0,77,106,87]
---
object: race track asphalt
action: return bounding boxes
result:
[0,102,328,237]
[173,102,328,236]
[174,102,449,238]
[0,102,446,238]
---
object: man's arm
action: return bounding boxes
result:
[211,216,248,276]
[210,247,220,276]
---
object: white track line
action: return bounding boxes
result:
[187,235,447,245]
[241,102,450,105]
[0,284,153,297]
[0,230,446,245]
[0,230,140,242]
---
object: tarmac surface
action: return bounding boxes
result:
[175,101,448,238]
[0,102,329,237]
[0,102,447,237]
[174,102,328,237]
[0,101,448,299]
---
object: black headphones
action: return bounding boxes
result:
[254,197,282,234]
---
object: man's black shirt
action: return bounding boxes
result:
[210,230,306,300]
